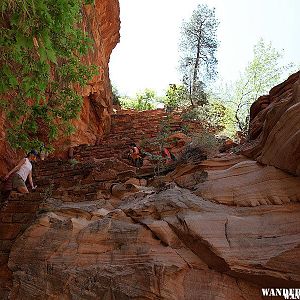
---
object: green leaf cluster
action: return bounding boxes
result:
[0,0,97,151]
[119,89,157,111]
[182,100,233,134]
[219,39,295,135]
[163,84,188,109]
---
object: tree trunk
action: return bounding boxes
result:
[191,36,202,106]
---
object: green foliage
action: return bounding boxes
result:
[151,116,173,175]
[163,84,188,109]
[119,89,157,111]
[156,116,172,148]
[225,39,294,134]
[68,158,79,166]
[0,0,97,151]
[182,100,233,134]
[180,124,190,135]
[190,132,220,153]
[42,183,54,201]
[179,4,219,106]
[141,116,172,151]
[112,85,121,106]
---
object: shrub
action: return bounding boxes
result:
[181,101,229,133]
[1,0,97,151]
[119,89,157,111]
[178,132,220,163]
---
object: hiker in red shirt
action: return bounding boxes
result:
[129,143,143,168]
[162,147,176,164]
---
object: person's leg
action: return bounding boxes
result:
[16,186,29,193]
[137,158,143,168]
[12,174,29,194]
[136,159,140,168]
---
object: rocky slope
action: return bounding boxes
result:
[1,0,299,296]
[242,71,300,176]
[0,107,299,299]
[0,0,120,177]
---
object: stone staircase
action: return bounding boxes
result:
[0,159,134,296]
[0,192,42,296]
[73,109,202,162]
[0,109,203,296]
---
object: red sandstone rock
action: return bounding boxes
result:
[219,138,238,153]
[242,71,300,175]
[165,154,300,207]
[0,0,120,176]
[1,143,299,299]
[6,183,300,298]
[1,74,300,299]
[193,155,300,206]
[6,193,263,299]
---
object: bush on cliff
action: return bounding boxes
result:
[182,101,227,131]
[0,0,97,151]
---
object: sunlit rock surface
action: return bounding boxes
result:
[1,148,299,299]
[242,71,300,176]
[6,183,299,299]
[170,154,300,207]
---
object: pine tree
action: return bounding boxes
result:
[179,4,219,107]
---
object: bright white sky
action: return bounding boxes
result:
[109,0,300,97]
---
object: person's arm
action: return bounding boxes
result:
[4,158,26,180]
[27,171,36,189]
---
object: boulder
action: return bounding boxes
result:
[193,155,300,206]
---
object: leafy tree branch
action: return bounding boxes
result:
[0,0,98,151]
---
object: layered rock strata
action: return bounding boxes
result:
[1,151,299,299]
[242,71,300,175]
[1,70,300,298]
[167,154,300,207]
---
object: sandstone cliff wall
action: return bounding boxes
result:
[1,108,299,298]
[242,71,300,176]
[73,0,120,145]
[0,0,120,176]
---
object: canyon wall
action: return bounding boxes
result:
[73,0,120,145]
[1,109,299,299]
[1,4,300,298]
[0,0,120,176]
[242,71,300,175]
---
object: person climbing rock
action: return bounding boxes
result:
[161,147,176,164]
[129,143,143,168]
[3,149,38,194]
